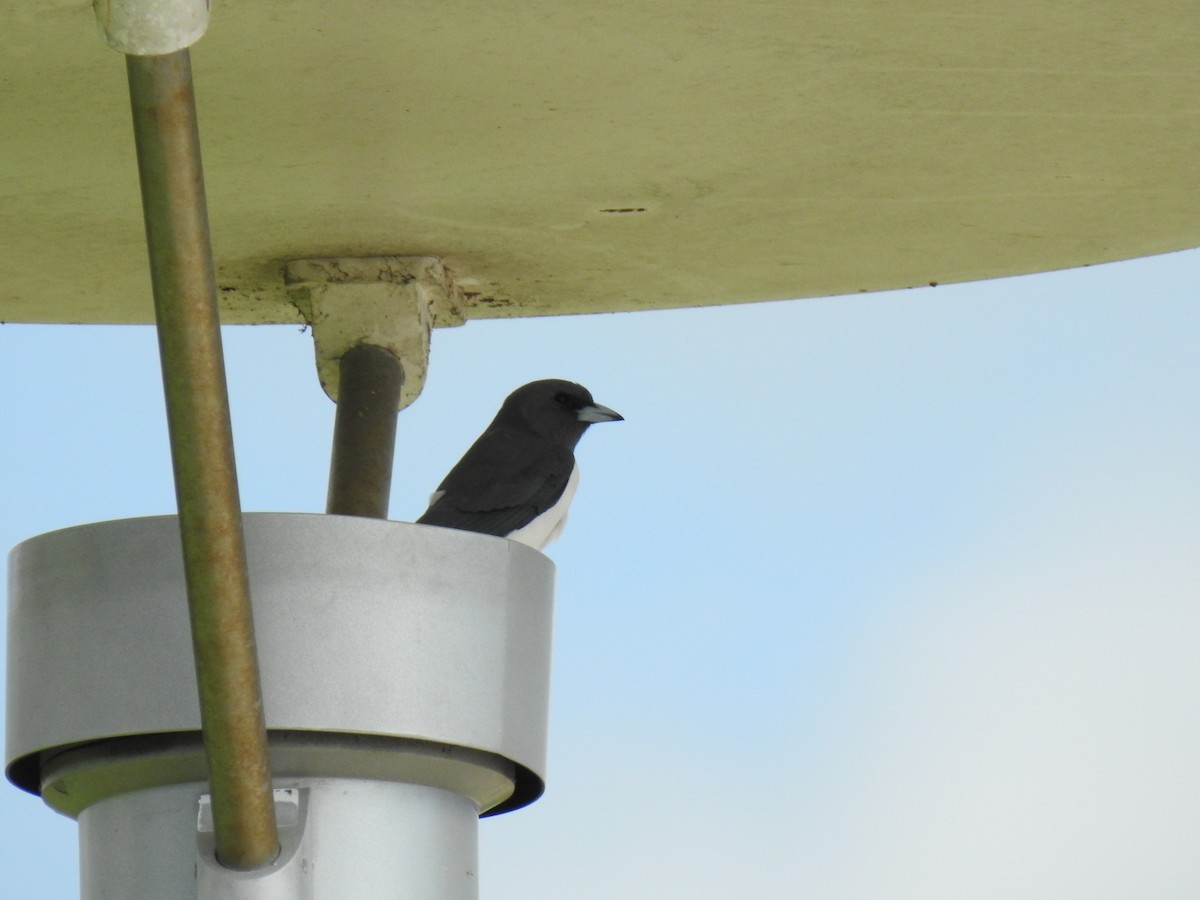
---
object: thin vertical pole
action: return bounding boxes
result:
[326,343,404,518]
[126,48,279,870]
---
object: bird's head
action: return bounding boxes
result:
[502,379,623,445]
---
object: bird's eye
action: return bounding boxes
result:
[554,392,570,405]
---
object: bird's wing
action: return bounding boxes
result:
[417,429,575,536]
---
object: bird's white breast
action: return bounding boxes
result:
[507,463,579,550]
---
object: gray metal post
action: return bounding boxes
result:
[326,344,405,518]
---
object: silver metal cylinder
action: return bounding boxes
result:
[6,514,555,898]
[80,780,480,900]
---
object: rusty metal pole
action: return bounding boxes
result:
[326,344,404,518]
[126,48,279,870]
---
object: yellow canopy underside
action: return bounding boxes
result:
[3,2,1198,324]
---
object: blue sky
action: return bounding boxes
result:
[2,250,1199,897]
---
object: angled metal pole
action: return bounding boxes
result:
[126,48,279,870]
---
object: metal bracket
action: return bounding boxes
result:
[284,256,465,411]
[94,0,211,56]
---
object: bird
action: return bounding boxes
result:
[416,379,622,549]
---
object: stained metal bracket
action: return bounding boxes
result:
[284,256,466,411]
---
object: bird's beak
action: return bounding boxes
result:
[577,402,623,423]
